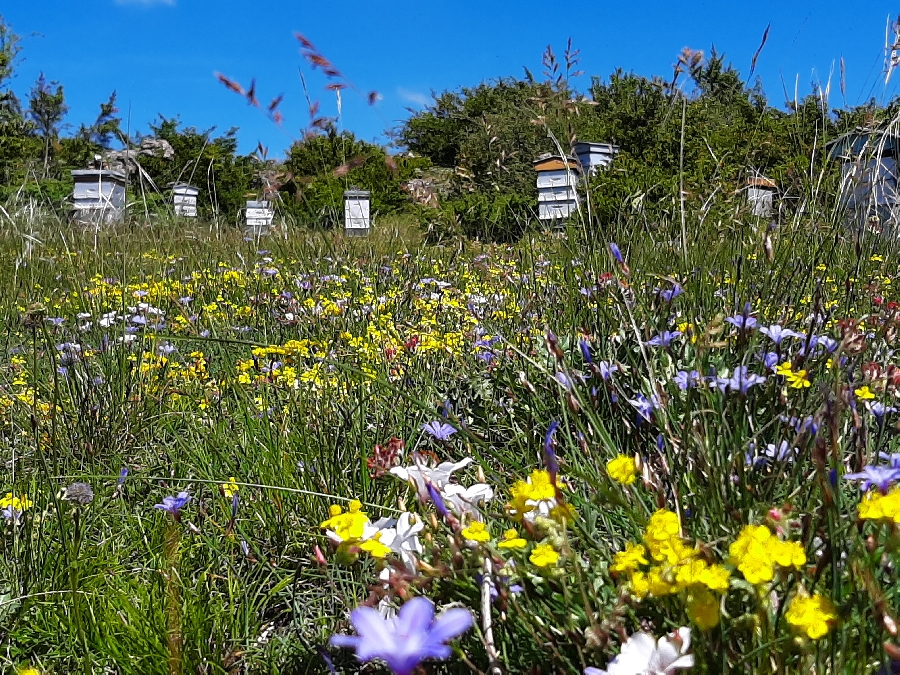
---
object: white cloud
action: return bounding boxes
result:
[114,0,176,6]
[397,87,431,107]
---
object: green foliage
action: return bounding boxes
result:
[27,73,68,178]
[138,116,258,219]
[280,125,428,228]
[0,13,20,89]
[421,191,538,243]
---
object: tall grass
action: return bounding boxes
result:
[1,154,900,674]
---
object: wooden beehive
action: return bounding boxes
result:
[343,189,371,236]
[71,169,126,224]
[534,154,581,221]
[573,142,619,176]
[172,183,199,217]
[746,175,777,217]
[245,200,274,234]
[826,127,900,228]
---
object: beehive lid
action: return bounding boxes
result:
[533,154,582,172]
[344,189,370,198]
[747,176,777,189]
[573,142,619,153]
[71,169,126,182]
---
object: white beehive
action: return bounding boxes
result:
[746,176,777,217]
[343,189,371,236]
[172,183,199,217]
[245,200,274,233]
[826,127,900,229]
[534,154,581,221]
[573,142,619,176]
[71,169,126,224]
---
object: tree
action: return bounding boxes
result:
[0,13,21,91]
[27,73,68,177]
[281,123,427,228]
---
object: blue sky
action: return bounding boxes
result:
[3,1,900,157]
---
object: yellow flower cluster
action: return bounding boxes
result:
[858,488,900,522]
[613,510,730,630]
[607,455,638,485]
[785,592,837,640]
[529,543,560,568]
[461,521,490,543]
[319,499,391,558]
[497,528,527,549]
[1,493,33,512]
[775,362,810,389]
[506,469,573,523]
[728,525,806,585]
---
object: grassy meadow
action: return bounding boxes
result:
[2,190,900,675]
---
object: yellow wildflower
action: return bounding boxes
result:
[643,510,694,565]
[775,362,794,377]
[729,525,774,585]
[786,369,811,389]
[222,478,239,499]
[859,488,900,522]
[645,566,678,596]
[611,543,649,574]
[320,500,369,541]
[629,570,651,599]
[771,540,806,569]
[497,528,527,549]
[359,533,392,558]
[674,559,710,589]
[461,521,491,543]
[529,543,560,568]
[699,564,732,592]
[785,592,837,640]
[855,386,876,400]
[607,455,638,485]
[0,493,33,512]
[686,586,720,630]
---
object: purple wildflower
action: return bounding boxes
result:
[721,366,766,395]
[421,421,456,441]
[759,325,802,345]
[609,242,624,264]
[759,351,780,371]
[816,336,839,353]
[725,313,758,331]
[330,596,473,675]
[844,465,900,493]
[579,339,593,364]
[879,452,900,468]
[746,440,796,468]
[598,361,618,381]
[646,330,682,348]
[154,491,191,518]
[627,393,658,424]
[797,335,820,356]
[544,421,559,483]
[869,401,897,422]
[658,283,684,302]
[427,483,449,519]
[673,370,700,390]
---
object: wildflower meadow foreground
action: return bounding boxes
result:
[4,217,900,674]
